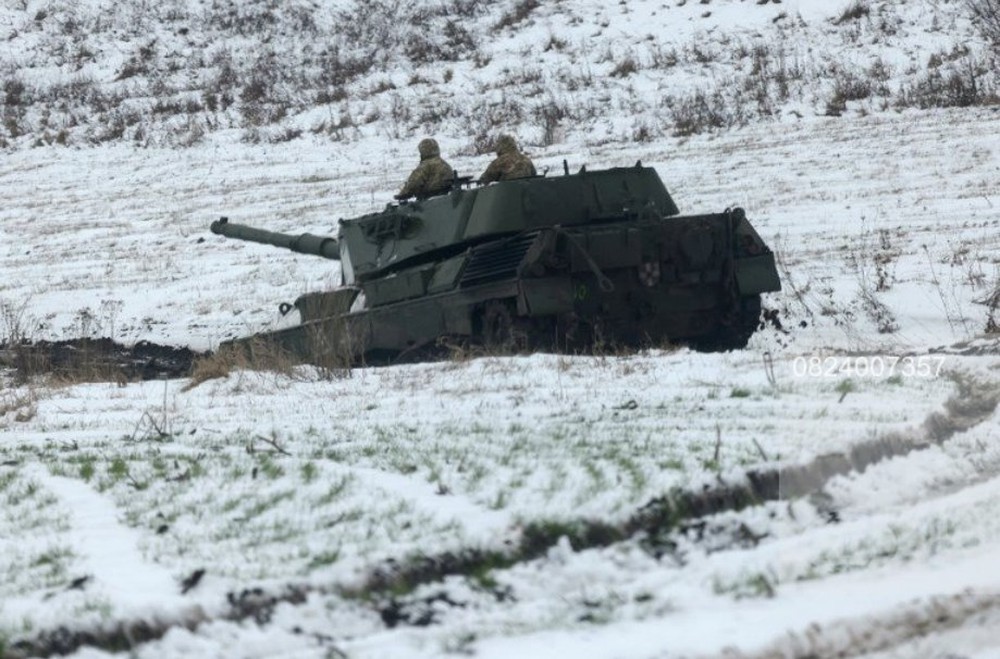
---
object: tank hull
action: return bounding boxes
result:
[222,210,779,365]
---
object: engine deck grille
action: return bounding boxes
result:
[459,233,537,288]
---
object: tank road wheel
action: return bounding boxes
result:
[733,294,763,347]
[479,300,527,353]
[688,295,763,352]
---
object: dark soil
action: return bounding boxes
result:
[1,338,201,382]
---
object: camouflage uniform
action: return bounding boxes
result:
[395,138,454,200]
[478,134,536,184]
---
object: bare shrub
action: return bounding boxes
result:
[1,298,35,346]
[964,0,1000,50]
[38,129,70,146]
[923,246,973,337]
[313,107,359,142]
[267,126,303,143]
[858,287,898,334]
[238,52,293,127]
[976,277,1000,334]
[648,43,679,69]
[835,0,871,24]
[830,65,874,101]
[543,33,568,52]
[4,114,23,139]
[632,119,660,143]
[610,56,639,78]
[0,388,39,423]
[3,76,28,107]
[465,97,525,136]
[405,20,477,64]
[153,96,204,116]
[685,42,717,65]
[496,0,540,30]
[6,345,47,385]
[42,75,98,105]
[285,3,319,34]
[415,102,456,129]
[447,0,489,17]
[204,0,279,36]
[824,94,847,117]
[315,86,348,105]
[315,47,374,89]
[669,89,730,136]
[170,116,207,147]
[202,90,233,112]
[115,40,157,81]
[739,41,805,115]
[334,0,485,69]
[868,57,892,95]
[896,56,998,109]
[534,97,569,146]
[302,323,353,381]
[156,0,190,22]
[89,107,143,144]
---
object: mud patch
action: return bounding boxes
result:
[4,586,314,659]
[0,338,201,383]
[4,615,206,659]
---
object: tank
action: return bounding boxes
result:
[209,163,781,366]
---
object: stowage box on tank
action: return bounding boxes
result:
[210,163,781,365]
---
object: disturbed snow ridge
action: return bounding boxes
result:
[354,369,1000,625]
[729,586,1000,658]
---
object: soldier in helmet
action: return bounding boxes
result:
[395,138,455,200]
[478,134,536,184]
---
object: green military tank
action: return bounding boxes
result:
[210,163,780,365]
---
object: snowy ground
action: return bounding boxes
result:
[1,103,999,657]
[2,0,1000,656]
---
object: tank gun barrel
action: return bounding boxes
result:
[210,217,340,260]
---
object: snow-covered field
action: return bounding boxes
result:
[2,0,1000,657]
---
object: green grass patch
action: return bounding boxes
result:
[300,461,318,484]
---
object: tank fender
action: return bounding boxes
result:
[735,255,782,294]
[293,288,361,323]
[729,208,781,294]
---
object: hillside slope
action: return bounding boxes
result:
[1,0,996,150]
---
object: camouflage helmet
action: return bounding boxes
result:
[494,134,518,155]
[418,138,441,159]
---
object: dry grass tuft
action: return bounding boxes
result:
[0,387,39,423]
[184,340,298,390]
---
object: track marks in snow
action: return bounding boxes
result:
[736,587,1000,659]
[348,465,516,544]
[704,375,1000,656]
[20,465,184,610]
[357,364,1000,657]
